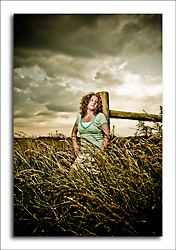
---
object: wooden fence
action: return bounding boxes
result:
[98,91,162,125]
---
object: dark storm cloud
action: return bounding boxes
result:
[14,14,100,62]
[46,103,76,112]
[14,14,162,68]
[14,69,83,121]
[14,71,32,90]
[14,112,32,119]
[36,111,58,118]
[29,79,83,111]
[94,71,122,87]
[14,89,29,106]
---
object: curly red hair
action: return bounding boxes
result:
[80,92,103,118]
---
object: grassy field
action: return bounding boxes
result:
[14,121,162,236]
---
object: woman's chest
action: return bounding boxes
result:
[81,115,95,123]
[78,119,101,134]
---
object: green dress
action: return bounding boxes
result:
[72,112,108,173]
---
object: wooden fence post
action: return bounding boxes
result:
[97,91,110,126]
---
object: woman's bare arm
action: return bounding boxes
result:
[100,123,110,151]
[71,124,81,156]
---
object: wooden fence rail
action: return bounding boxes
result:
[98,91,162,125]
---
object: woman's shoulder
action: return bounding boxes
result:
[75,113,81,125]
[96,112,106,118]
[96,112,108,122]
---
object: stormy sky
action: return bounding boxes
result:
[14,14,162,137]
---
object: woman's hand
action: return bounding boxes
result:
[73,144,82,157]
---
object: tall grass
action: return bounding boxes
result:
[14,121,162,236]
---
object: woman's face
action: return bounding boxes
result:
[87,95,98,111]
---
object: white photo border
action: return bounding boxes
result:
[1,1,175,249]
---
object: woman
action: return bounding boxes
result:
[71,92,110,172]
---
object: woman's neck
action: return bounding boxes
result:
[82,110,96,122]
[86,109,95,117]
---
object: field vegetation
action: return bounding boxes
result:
[14,120,162,236]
